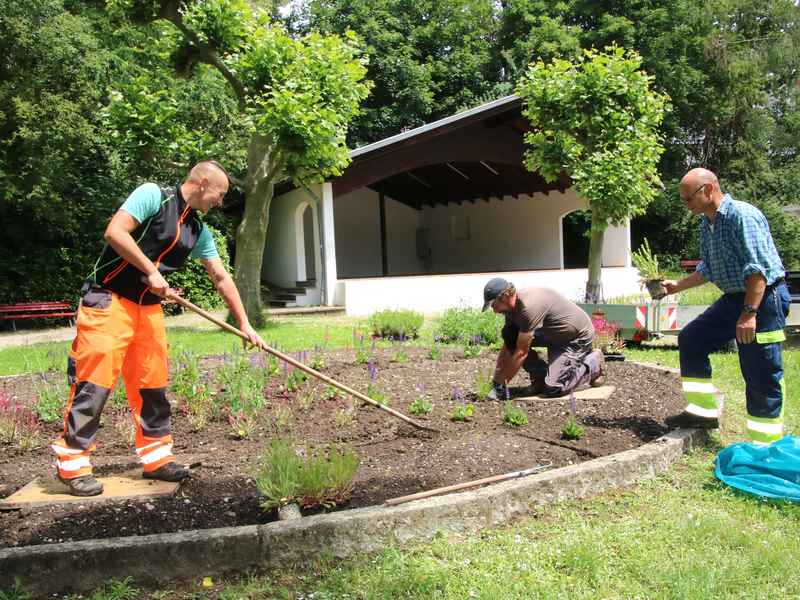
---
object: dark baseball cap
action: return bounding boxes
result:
[482,277,510,312]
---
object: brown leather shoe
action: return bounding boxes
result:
[57,474,104,497]
[665,410,719,429]
[143,462,190,482]
[518,379,545,396]
[589,349,607,387]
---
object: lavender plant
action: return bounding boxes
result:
[560,392,585,440]
[365,361,388,404]
[408,383,434,416]
[448,387,475,421]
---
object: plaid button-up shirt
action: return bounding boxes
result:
[696,194,785,294]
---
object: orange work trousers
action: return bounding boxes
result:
[52,289,175,479]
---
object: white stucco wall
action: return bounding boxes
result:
[338,267,640,315]
[332,187,631,276]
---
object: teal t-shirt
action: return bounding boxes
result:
[119,183,219,260]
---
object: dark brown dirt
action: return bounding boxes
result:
[0,346,685,549]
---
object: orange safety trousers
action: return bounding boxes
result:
[52,290,175,479]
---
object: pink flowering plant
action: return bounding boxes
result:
[114,408,137,447]
[591,316,626,355]
[1,384,43,451]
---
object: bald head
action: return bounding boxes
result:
[680,168,723,220]
[187,161,232,188]
[183,160,231,214]
[681,168,719,194]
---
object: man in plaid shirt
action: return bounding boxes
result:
[663,168,791,443]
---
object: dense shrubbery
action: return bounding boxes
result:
[438,302,503,345]
[370,308,424,339]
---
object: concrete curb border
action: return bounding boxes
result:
[2,365,710,596]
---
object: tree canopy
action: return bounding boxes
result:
[517,46,669,299]
[106,0,370,323]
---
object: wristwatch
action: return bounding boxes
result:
[743,304,759,314]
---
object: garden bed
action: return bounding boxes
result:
[0,346,685,549]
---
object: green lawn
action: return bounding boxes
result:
[3,316,800,600]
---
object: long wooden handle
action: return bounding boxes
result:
[385,461,552,506]
[161,288,441,434]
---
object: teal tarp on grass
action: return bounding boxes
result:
[714,435,800,501]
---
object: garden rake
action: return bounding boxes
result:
[159,287,441,434]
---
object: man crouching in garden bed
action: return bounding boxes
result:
[481,277,606,400]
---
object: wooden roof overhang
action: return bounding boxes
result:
[275,95,572,208]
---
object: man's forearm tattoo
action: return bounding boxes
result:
[210,264,231,304]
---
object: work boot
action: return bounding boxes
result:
[518,379,545,397]
[57,473,104,497]
[665,411,719,429]
[589,349,607,387]
[486,382,507,401]
[143,462,190,482]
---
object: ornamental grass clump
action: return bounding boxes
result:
[560,392,585,440]
[474,368,494,401]
[591,315,626,355]
[332,396,357,429]
[253,434,360,511]
[370,307,424,339]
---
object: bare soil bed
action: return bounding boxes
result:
[0,346,685,549]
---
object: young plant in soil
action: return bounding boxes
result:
[474,368,494,401]
[408,383,434,415]
[502,401,528,427]
[448,388,475,421]
[560,392,585,440]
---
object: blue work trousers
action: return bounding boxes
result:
[678,283,790,441]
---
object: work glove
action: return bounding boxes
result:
[486,381,507,401]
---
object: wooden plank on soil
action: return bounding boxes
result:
[0,470,180,510]
[518,385,616,402]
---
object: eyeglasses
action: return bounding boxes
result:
[680,184,707,203]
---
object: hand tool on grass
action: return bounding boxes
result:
[384,460,552,506]
[155,283,441,434]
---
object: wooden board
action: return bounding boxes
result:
[0,470,180,510]
[517,384,616,402]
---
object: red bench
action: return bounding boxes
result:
[161,288,185,314]
[681,260,701,271]
[0,302,77,332]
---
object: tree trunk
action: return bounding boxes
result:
[585,208,605,302]
[232,132,280,327]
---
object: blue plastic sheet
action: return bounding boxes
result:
[714,435,800,500]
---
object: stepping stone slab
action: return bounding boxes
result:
[518,384,616,402]
[0,470,180,510]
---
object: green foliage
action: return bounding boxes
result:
[629,238,663,285]
[439,303,502,345]
[253,431,301,510]
[391,348,408,363]
[501,401,528,427]
[426,345,441,360]
[167,226,232,311]
[370,308,424,339]
[518,46,669,230]
[560,415,585,440]
[253,433,359,511]
[474,369,495,401]
[408,396,435,416]
[448,401,475,422]
[290,0,502,147]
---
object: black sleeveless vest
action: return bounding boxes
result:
[90,184,205,305]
